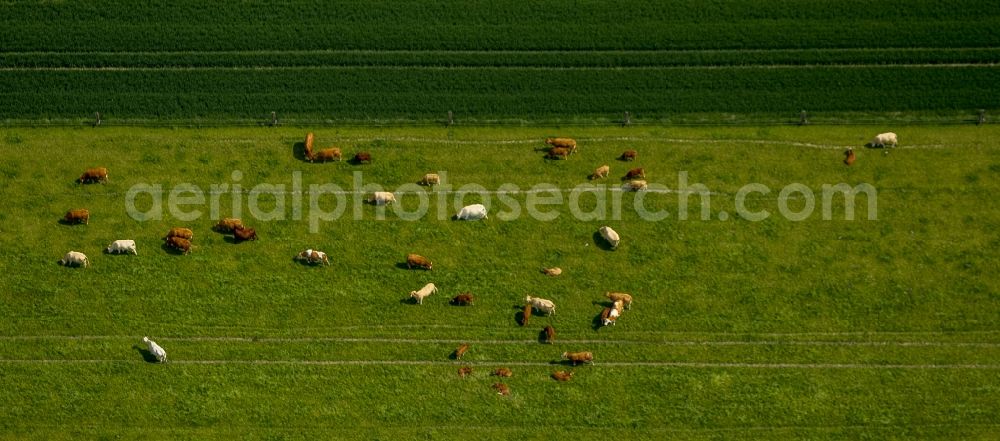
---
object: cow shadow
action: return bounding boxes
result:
[132,345,159,363]
[591,311,606,331]
[293,141,314,162]
[57,219,82,226]
[537,328,551,344]
[395,262,414,270]
[399,297,420,305]
[223,236,239,244]
[592,232,615,251]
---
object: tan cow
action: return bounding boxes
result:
[590,165,610,180]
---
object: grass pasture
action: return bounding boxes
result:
[2,0,999,123]
[0,125,998,439]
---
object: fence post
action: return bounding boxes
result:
[799,110,809,125]
[447,111,454,127]
[93,112,101,127]
[623,111,631,127]
[978,109,986,126]
[270,111,278,126]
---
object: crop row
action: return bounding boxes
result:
[2,0,998,52]
[1,66,997,120]
[4,49,1000,69]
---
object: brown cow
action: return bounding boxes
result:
[545,137,577,154]
[844,148,856,166]
[406,253,432,270]
[213,218,243,233]
[164,227,193,240]
[63,208,89,225]
[625,167,645,180]
[312,147,342,163]
[304,132,315,160]
[552,371,574,382]
[233,225,258,242]
[165,236,192,254]
[492,383,511,396]
[76,167,108,184]
[451,293,474,306]
[546,147,570,160]
[543,325,556,344]
[453,343,469,360]
[562,351,593,366]
[352,152,372,164]
[521,304,532,326]
[458,366,473,378]
[491,368,512,378]
[619,150,637,161]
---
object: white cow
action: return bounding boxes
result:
[295,249,330,265]
[59,251,89,267]
[142,336,167,363]
[368,191,396,206]
[454,204,488,220]
[872,132,898,148]
[599,226,620,249]
[410,283,438,304]
[105,240,137,255]
[525,295,556,315]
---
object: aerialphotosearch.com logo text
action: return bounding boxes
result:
[125,171,878,233]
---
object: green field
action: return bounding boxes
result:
[2,0,999,123]
[0,125,998,439]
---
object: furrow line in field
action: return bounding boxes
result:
[1,63,997,71]
[2,335,998,347]
[1,358,998,369]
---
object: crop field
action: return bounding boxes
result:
[2,0,999,123]
[0,124,999,439]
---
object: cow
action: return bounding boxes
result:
[410,283,437,304]
[600,307,618,327]
[367,192,396,206]
[76,167,108,184]
[165,236,192,254]
[526,295,556,316]
[871,132,898,148]
[420,173,440,186]
[164,227,193,240]
[63,208,90,225]
[458,366,473,378]
[623,180,647,192]
[551,371,574,382]
[599,226,620,249]
[540,267,562,276]
[105,240,137,255]
[295,249,330,265]
[590,165,610,180]
[543,325,556,344]
[620,150,637,161]
[624,167,645,180]
[561,351,593,366]
[406,254,432,270]
[454,204,487,220]
[491,368,513,378]
[58,251,89,267]
[545,137,577,154]
[312,147,342,163]
[521,304,532,326]
[605,292,633,310]
[142,337,167,363]
[233,225,258,242]
[546,147,570,160]
[450,293,474,306]
[213,218,243,233]
[492,383,511,396]
[844,148,856,166]
[304,132,315,158]
[352,152,372,164]
[453,343,469,359]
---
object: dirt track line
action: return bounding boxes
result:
[1,359,998,369]
[2,335,998,347]
[2,63,996,72]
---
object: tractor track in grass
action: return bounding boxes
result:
[1,358,998,369]
[1,334,998,347]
